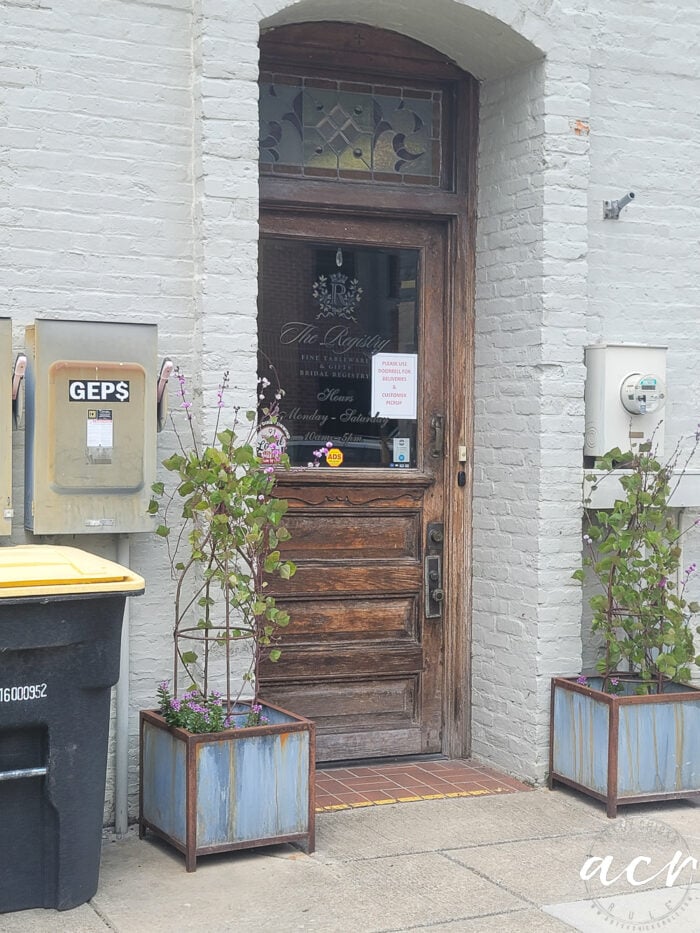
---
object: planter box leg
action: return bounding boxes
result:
[298,830,315,855]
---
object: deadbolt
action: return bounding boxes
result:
[427,522,444,550]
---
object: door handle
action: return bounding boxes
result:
[424,554,443,620]
[430,414,444,458]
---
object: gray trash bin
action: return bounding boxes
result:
[0,545,144,913]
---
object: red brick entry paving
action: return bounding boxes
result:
[315,758,532,812]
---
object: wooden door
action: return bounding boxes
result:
[258,211,449,762]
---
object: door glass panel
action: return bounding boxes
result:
[259,238,419,468]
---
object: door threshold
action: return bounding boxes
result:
[318,752,448,770]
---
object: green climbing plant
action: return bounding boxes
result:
[575,434,700,693]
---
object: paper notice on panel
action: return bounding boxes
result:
[371,353,418,420]
[86,409,113,464]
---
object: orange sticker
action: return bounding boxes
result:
[325,447,344,467]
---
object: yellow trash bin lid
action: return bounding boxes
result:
[0,545,145,599]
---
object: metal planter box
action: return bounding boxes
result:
[549,676,700,817]
[139,702,315,871]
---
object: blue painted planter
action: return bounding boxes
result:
[549,676,700,817]
[139,701,315,870]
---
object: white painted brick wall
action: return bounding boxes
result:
[583,0,700,681]
[4,0,700,820]
[471,4,592,779]
[472,60,548,783]
[0,0,194,822]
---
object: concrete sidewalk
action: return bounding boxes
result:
[4,788,700,932]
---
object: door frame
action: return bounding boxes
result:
[259,22,478,759]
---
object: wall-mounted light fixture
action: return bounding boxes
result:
[603,191,635,219]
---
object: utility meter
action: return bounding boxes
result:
[584,344,667,457]
[620,373,666,416]
[0,318,11,535]
[24,319,159,535]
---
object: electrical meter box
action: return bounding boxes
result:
[0,318,12,536]
[584,343,667,458]
[24,319,158,535]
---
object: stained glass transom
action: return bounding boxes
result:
[259,74,442,186]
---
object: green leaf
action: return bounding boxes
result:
[264,550,281,572]
[163,453,185,471]
[571,569,585,582]
[181,651,198,664]
[269,648,282,662]
[155,524,170,537]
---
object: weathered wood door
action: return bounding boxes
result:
[258,211,448,762]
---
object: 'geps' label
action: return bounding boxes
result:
[68,380,130,402]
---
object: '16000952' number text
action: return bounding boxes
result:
[0,684,47,702]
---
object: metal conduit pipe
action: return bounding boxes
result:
[115,535,131,837]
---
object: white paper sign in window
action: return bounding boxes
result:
[371,353,418,420]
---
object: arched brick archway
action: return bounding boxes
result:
[193,0,592,781]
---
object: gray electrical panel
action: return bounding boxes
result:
[24,319,158,534]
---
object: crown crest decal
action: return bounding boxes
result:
[312,273,363,322]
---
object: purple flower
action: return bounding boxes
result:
[658,577,667,589]
[610,677,619,685]
[576,675,588,686]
